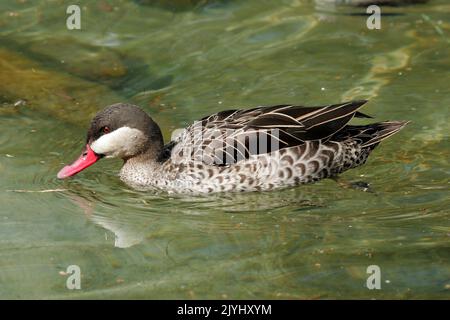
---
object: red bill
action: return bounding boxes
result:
[57,144,100,179]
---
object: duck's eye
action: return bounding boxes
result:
[102,126,110,134]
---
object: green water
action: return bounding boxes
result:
[0,0,449,299]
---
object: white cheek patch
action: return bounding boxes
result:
[91,127,146,158]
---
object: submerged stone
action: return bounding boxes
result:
[0,47,123,125]
[3,36,171,98]
[134,0,230,12]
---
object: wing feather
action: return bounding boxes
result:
[168,100,370,165]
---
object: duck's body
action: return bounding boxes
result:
[58,101,408,194]
[120,137,375,194]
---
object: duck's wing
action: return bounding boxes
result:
[169,100,369,165]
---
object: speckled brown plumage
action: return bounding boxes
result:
[115,101,408,194]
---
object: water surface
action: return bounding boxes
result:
[0,0,449,299]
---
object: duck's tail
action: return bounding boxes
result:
[360,121,410,148]
[333,120,410,148]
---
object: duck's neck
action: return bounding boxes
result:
[119,121,167,188]
[119,149,167,189]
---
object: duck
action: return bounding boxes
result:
[57,101,408,194]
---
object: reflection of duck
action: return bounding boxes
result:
[91,214,146,248]
[65,187,323,249]
[57,101,407,193]
[66,193,146,248]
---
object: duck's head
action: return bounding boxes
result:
[57,103,163,179]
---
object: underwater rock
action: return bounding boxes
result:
[0,47,123,125]
[315,0,429,6]
[105,56,173,98]
[354,0,429,6]
[3,37,172,98]
[30,38,127,80]
[133,0,230,11]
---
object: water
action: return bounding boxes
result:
[0,0,449,299]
